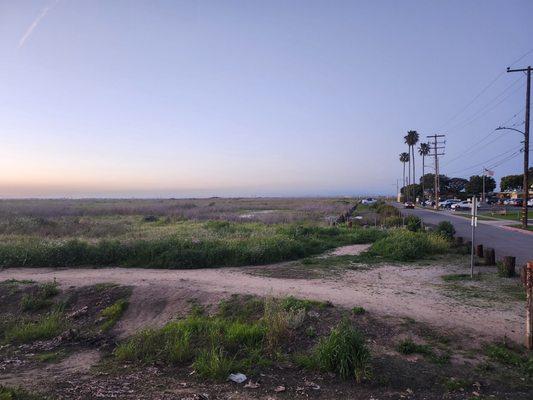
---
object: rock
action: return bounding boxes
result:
[274,385,286,392]
[244,381,260,389]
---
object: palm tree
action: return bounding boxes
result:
[418,142,431,200]
[404,130,420,200]
[399,152,410,195]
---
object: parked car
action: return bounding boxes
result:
[404,202,415,209]
[528,198,533,207]
[508,199,523,207]
[438,199,460,209]
[451,201,478,210]
[361,198,377,205]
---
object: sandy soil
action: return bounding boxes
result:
[0,245,523,344]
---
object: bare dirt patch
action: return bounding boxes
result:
[0,257,524,344]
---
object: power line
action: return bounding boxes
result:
[441,107,525,167]
[446,145,522,176]
[437,47,533,131]
[445,76,523,132]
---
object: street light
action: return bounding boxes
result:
[496,126,529,229]
[496,126,525,135]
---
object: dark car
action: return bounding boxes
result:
[404,202,415,209]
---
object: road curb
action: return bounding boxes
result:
[500,225,533,236]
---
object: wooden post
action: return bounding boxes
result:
[484,248,495,266]
[476,244,484,258]
[502,256,516,277]
[526,262,533,350]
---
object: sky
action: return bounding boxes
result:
[0,0,532,198]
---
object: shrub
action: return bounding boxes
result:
[374,204,400,218]
[405,215,422,232]
[369,229,449,261]
[382,216,403,228]
[435,221,455,240]
[314,320,371,382]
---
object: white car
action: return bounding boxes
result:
[361,198,377,205]
[438,199,460,208]
[451,201,478,210]
[528,198,533,207]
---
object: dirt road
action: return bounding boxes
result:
[0,246,524,343]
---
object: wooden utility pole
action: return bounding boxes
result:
[506,66,531,229]
[526,261,533,349]
[427,134,446,209]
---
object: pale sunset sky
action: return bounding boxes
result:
[0,0,532,197]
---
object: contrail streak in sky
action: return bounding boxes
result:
[18,0,60,48]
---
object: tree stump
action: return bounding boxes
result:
[484,248,496,266]
[501,256,516,277]
[476,244,484,258]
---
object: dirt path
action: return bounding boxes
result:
[0,251,524,343]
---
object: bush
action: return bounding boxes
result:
[435,221,455,240]
[314,320,371,382]
[369,229,449,261]
[382,216,403,228]
[405,215,422,232]
[374,204,400,218]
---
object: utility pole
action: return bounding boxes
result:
[482,169,485,204]
[470,196,478,278]
[507,66,531,229]
[427,134,446,210]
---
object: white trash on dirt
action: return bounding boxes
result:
[228,373,247,383]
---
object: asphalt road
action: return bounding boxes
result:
[398,205,533,267]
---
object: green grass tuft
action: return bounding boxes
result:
[313,319,371,382]
[0,385,49,400]
[100,299,129,331]
[351,306,366,315]
[20,282,59,312]
[3,312,65,344]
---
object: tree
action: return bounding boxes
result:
[420,173,450,195]
[399,152,410,191]
[500,168,533,191]
[404,130,419,200]
[418,143,431,198]
[501,174,523,191]
[400,184,422,198]
[466,175,495,196]
[447,177,468,197]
